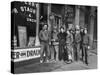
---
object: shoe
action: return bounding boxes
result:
[86,63,88,66]
[40,59,43,63]
[53,60,56,63]
[64,60,68,64]
[46,59,49,63]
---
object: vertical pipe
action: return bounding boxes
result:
[35,3,40,46]
[89,7,95,48]
[47,4,51,31]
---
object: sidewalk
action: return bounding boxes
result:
[53,53,97,71]
[14,50,97,74]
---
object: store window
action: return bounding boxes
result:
[11,1,37,48]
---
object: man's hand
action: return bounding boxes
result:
[49,42,51,45]
[51,39,55,41]
[88,46,90,49]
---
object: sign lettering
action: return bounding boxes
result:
[11,47,41,62]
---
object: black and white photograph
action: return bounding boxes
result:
[11,1,97,74]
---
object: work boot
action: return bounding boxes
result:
[40,59,43,63]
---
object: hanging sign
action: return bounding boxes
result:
[65,6,74,23]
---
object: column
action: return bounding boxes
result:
[89,7,95,48]
[75,6,80,26]
[79,6,85,27]
[59,18,61,31]
[35,3,40,46]
[47,4,51,31]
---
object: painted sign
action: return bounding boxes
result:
[65,5,74,23]
[14,1,37,22]
[11,47,41,62]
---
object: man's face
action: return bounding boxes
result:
[54,30,57,33]
[43,25,47,30]
[67,30,70,34]
[81,29,84,32]
[84,29,87,34]
[60,28,64,32]
[76,29,80,33]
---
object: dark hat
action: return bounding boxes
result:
[42,24,48,27]
[60,26,64,30]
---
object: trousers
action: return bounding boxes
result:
[40,42,50,60]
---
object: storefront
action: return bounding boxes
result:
[11,1,41,62]
[11,2,97,63]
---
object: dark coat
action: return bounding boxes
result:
[57,32,67,61]
[75,33,81,43]
[83,34,89,45]
[57,32,67,45]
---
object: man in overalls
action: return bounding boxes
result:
[66,30,73,63]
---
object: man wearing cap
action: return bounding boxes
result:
[51,29,59,62]
[66,29,73,63]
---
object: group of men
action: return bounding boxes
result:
[39,24,90,66]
